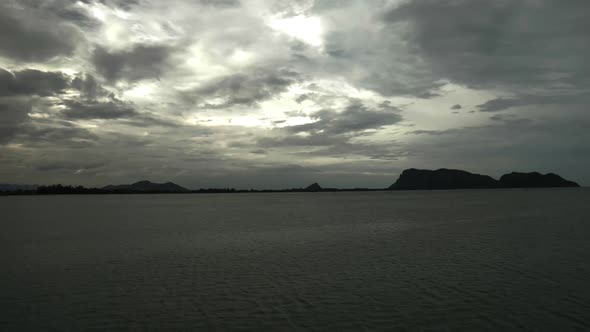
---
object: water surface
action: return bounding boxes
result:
[1,189,590,330]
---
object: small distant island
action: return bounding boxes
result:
[103,180,190,193]
[0,169,581,195]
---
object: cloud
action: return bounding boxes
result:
[18,0,99,27]
[418,91,441,99]
[71,73,104,99]
[92,44,172,82]
[94,0,141,10]
[13,121,99,149]
[60,99,137,120]
[488,114,532,125]
[477,93,590,112]
[258,133,342,148]
[0,2,81,62]
[477,98,524,112]
[285,101,402,135]
[119,115,181,128]
[36,160,107,172]
[56,6,99,27]
[0,98,32,143]
[196,0,240,8]
[0,68,70,97]
[189,68,301,108]
[299,141,406,161]
[1,0,589,187]
[307,2,440,97]
[407,129,463,136]
[295,93,312,103]
[385,0,590,90]
[257,100,403,160]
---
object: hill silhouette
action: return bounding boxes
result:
[103,181,189,193]
[305,183,323,192]
[390,169,497,190]
[0,170,581,196]
[499,172,579,188]
[389,168,580,190]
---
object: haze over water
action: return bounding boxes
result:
[2,189,590,330]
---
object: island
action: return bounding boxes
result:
[0,169,581,196]
[389,168,580,190]
[498,172,580,188]
[305,183,323,192]
[103,180,190,193]
[389,168,498,190]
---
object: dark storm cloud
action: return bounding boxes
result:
[295,94,312,103]
[191,68,300,108]
[2,0,588,187]
[94,0,141,10]
[286,101,402,135]
[0,66,100,145]
[14,123,99,149]
[0,69,70,97]
[488,114,532,126]
[385,0,590,90]
[59,94,180,128]
[0,99,31,143]
[57,7,98,28]
[92,44,172,82]
[477,93,590,112]
[197,0,240,7]
[60,99,137,120]
[16,0,99,27]
[120,115,181,128]
[71,73,104,99]
[319,27,439,97]
[417,91,441,99]
[258,133,342,148]
[257,101,403,160]
[477,98,527,113]
[294,140,406,161]
[1,67,111,103]
[407,129,463,136]
[0,2,81,62]
[36,160,107,172]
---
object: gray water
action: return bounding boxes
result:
[1,189,590,330]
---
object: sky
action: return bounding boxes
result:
[0,0,589,189]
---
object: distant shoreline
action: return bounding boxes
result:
[2,187,587,197]
[0,168,581,196]
[0,187,388,196]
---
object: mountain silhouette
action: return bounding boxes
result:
[103,180,189,193]
[389,168,498,190]
[389,168,580,190]
[305,183,323,192]
[499,172,579,188]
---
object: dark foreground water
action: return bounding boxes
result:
[1,189,590,330]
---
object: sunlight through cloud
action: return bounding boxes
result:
[268,15,324,48]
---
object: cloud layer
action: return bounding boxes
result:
[0,0,589,187]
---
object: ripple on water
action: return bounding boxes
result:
[1,190,590,330]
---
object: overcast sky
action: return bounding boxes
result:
[0,0,588,188]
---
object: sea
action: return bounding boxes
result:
[1,188,589,330]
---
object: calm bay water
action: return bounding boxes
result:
[1,189,590,330]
